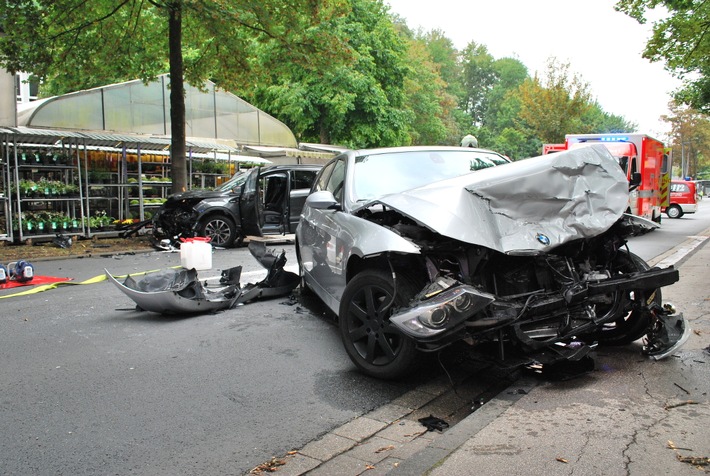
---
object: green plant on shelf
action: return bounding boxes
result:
[18,179,38,197]
[64,183,80,197]
[89,210,115,230]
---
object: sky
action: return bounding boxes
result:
[385,0,680,138]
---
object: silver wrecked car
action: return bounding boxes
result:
[296,146,688,379]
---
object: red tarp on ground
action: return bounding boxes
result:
[0,276,73,289]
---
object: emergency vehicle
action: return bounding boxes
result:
[663,180,698,218]
[544,134,670,222]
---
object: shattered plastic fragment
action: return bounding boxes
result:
[643,311,691,360]
[237,242,300,302]
[418,415,449,432]
[105,268,239,314]
[106,242,300,315]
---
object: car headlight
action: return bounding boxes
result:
[390,285,495,339]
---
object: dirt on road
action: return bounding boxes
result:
[0,235,156,263]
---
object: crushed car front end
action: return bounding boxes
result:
[298,146,688,379]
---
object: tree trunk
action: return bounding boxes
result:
[168,2,187,194]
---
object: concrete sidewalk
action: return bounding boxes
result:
[260,231,710,476]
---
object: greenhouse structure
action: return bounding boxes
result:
[0,75,336,242]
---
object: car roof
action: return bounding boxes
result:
[345,145,509,160]
[261,164,322,171]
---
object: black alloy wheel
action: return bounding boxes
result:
[338,269,418,379]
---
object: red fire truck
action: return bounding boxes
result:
[544,134,670,222]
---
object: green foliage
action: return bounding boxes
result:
[400,35,458,145]
[615,0,710,113]
[661,101,710,178]
[0,0,643,158]
[581,102,638,133]
[0,0,349,193]
[517,58,594,144]
[459,42,498,126]
[241,0,411,148]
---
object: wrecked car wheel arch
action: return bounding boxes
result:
[198,213,239,247]
[338,268,420,379]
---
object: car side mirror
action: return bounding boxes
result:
[306,190,341,211]
[629,172,641,191]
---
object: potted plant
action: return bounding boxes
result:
[48,212,61,232]
[60,213,71,232]
[20,212,36,235]
[19,179,37,198]
[65,183,80,197]
[33,213,48,235]
[90,210,115,230]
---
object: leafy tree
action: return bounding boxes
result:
[406,28,467,145]
[517,58,593,144]
[581,102,638,133]
[0,0,348,192]
[419,29,464,105]
[661,101,710,178]
[459,42,497,127]
[241,0,411,148]
[401,37,455,145]
[483,59,528,137]
[615,0,710,113]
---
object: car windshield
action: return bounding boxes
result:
[217,170,250,192]
[352,150,509,202]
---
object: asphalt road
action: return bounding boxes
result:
[0,243,445,475]
[1,202,708,475]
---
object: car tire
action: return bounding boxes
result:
[198,215,237,247]
[338,269,419,379]
[666,204,683,219]
[581,251,660,346]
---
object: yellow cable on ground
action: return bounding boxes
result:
[0,267,174,299]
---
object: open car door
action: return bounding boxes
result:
[239,167,264,237]
[260,172,290,234]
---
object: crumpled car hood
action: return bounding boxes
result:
[374,146,629,254]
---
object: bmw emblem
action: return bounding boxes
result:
[536,233,550,246]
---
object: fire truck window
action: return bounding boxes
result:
[618,156,629,173]
[629,158,638,175]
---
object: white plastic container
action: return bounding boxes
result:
[180,238,212,270]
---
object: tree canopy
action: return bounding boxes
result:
[0,0,348,191]
[662,101,710,179]
[616,0,710,114]
[1,0,643,163]
[240,0,411,148]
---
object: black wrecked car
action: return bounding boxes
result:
[153,164,322,247]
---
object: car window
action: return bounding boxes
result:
[314,161,336,192]
[325,159,346,201]
[292,170,318,190]
[352,150,507,202]
[261,174,288,210]
[217,170,250,191]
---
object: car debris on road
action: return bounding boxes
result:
[106,242,300,314]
